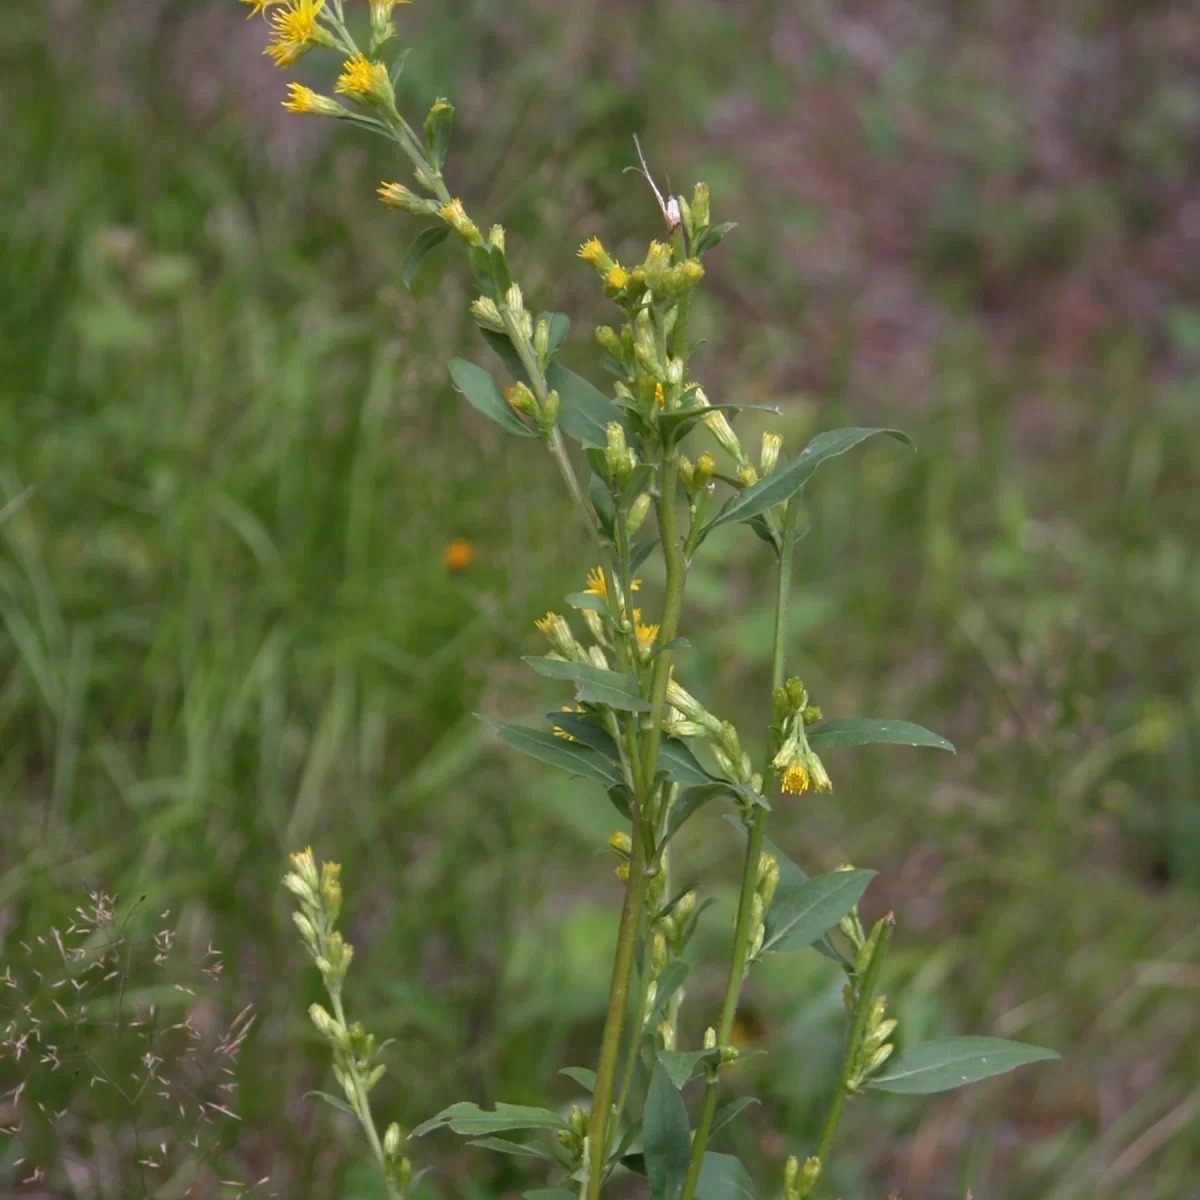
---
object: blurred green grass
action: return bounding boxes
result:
[2,1,1198,1196]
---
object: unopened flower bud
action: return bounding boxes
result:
[365,1063,387,1091]
[719,1044,740,1064]
[505,381,537,415]
[595,326,624,360]
[802,704,822,726]
[421,95,454,167]
[703,1026,717,1050]
[615,861,630,883]
[535,611,580,659]
[569,1104,589,1138]
[505,282,524,314]
[693,453,715,490]
[786,678,808,710]
[760,431,783,476]
[437,197,482,246]
[678,456,695,491]
[799,1157,821,1191]
[756,854,780,909]
[541,389,560,429]
[383,1122,403,1158]
[862,1042,894,1076]
[470,296,504,331]
[652,931,668,973]
[666,357,684,386]
[691,182,710,231]
[377,182,439,215]
[283,871,313,901]
[534,317,550,361]
[627,492,651,535]
[608,830,632,858]
[680,258,705,285]
[737,464,759,487]
[673,890,696,925]
[292,911,317,946]
[784,1156,799,1192]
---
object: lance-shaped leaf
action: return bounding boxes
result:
[412,1100,570,1137]
[657,737,719,788]
[645,961,689,1028]
[703,427,914,535]
[546,364,626,449]
[481,717,619,786]
[695,1152,756,1200]
[524,656,649,712]
[539,312,571,360]
[660,783,734,849]
[867,1036,1059,1094]
[545,712,621,762]
[559,1066,597,1092]
[761,868,876,954]
[709,1097,759,1142]
[469,1137,563,1162]
[657,1047,720,1089]
[807,718,955,753]
[644,1062,692,1200]
[448,358,537,438]
[401,226,451,291]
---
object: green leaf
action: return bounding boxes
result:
[559,1066,597,1091]
[305,1089,355,1115]
[388,46,412,89]
[694,222,738,256]
[544,713,621,762]
[590,473,616,537]
[448,358,537,438]
[481,717,619,786]
[657,1048,719,1089]
[695,1152,756,1200]
[630,537,659,573]
[761,868,876,955]
[546,364,625,449]
[868,1037,1059,1095]
[658,738,718,788]
[703,428,914,535]
[564,591,617,624]
[807,718,955,753]
[412,1100,570,1137]
[424,98,454,171]
[540,312,571,359]
[645,961,689,1028]
[480,327,530,383]
[469,1136,561,1162]
[470,244,497,298]
[709,1097,759,1142]
[644,1062,692,1200]
[661,783,734,849]
[486,243,513,295]
[401,226,451,291]
[523,656,650,712]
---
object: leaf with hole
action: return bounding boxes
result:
[867,1037,1059,1094]
[448,359,537,438]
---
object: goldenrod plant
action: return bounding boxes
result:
[252,3,1059,1196]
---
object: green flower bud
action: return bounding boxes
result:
[693,453,715,490]
[760,431,783,476]
[691,182,710,232]
[423,97,455,170]
[596,325,624,360]
[488,223,506,252]
[627,492,652,535]
[383,1122,403,1158]
[541,388,560,430]
[704,1026,717,1050]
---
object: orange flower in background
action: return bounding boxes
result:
[442,539,473,571]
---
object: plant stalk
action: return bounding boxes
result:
[680,498,799,1200]
[587,446,688,1200]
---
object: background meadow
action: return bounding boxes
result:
[2,1,1199,1196]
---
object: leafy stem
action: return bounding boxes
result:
[680,496,800,1200]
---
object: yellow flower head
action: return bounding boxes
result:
[605,265,629,292]
[578,237,607,266]
[336,53,389,101]
[654,381,665,409]
[633,610,659,655]
[772,719,832,795]
[283,82,320,113]
[264,0,326,68]
[241,0,284,17]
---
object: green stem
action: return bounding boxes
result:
[587,448,688,1200]
[680,498,799,1200]
[801,918,894,1196]
[330,989,401,1200]
[585,808,647,1200]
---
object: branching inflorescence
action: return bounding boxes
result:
[250,3,1058,1197]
